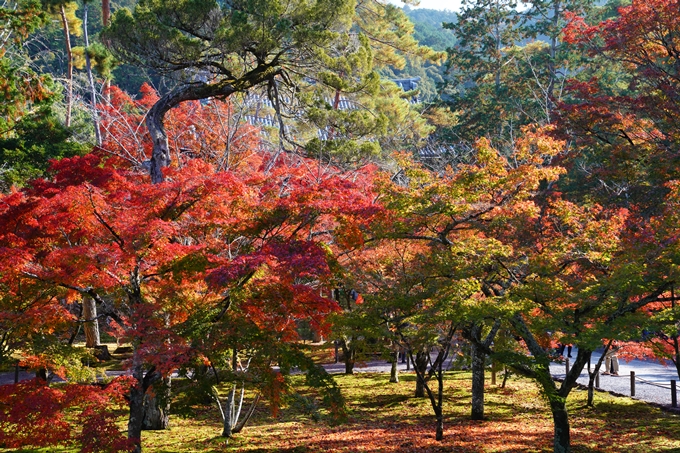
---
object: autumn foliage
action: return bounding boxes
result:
[0,377,134,452]
[0,146,379,449]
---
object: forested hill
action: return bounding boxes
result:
[402,7,459,51]
[378,7,458,102]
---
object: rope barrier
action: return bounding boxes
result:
[633,375,672,390]
[550,370,672,390]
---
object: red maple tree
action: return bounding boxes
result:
[0,147,378,451]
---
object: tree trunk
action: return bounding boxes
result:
[59,5,73,128]
[232,394,260,434]
[82,296,100,348]
[341,340,355,374]
[128,363,146,453]
[82,4,102,146]
[435,407,444,441]
[414,350,428,397]
[587,342,611,406]
[144,62,280,182]
[508,313,586,453]
[142,378,171,430]
[102,0,110,26]
[214,384,259,439]
[671,335,680,380]
[145,83,237,183]
[390,350,399,383]
[470,341,485,420]
[550,398,570,453]
[466,320,500,420]
[587,362,604,407]
[501,365,509,388]
[221,385,237,437]
[435,356,445,441]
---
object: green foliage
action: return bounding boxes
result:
[0,104,88,186]
[0,3,89,190]
[72,42,115,78]
[103,0,439,172]
[0,0,46,43]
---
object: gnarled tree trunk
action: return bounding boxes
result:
[144,64,281,183]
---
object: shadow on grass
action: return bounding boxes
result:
[224,418,558,453]
[110,373,680,453]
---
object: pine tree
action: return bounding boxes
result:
[103,0,441,182]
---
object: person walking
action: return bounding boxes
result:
[603,342,620,376]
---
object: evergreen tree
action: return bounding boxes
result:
[0,0,87,190]
[441,0,522,149]
[103,0,440,182]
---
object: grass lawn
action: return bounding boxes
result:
[7,371,680,452]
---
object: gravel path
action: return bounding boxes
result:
[549,348,679,407]
[329,348,680,408]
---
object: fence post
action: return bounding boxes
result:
[672,380,677,408]
[595,371,600,389]
[565,358,570,376]
[630,371,635,397]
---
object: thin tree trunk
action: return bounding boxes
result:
[213,385,260,438]
[82,296,100,348]
[414,350,428,397]
[390,350,399,383]
[59,5,73,128]
[128,362,146,453]
[672,336,680,380]
[587,342,610,407]
[232,394,260,433]
[501,365,509,388]
[671,292,680,380]
[221,385,237,437]
[408,347,446,440]
[435,354,444,441]
[435,406,444,441]
[101,0,110,26]
[101,0,111,104]
[68,302,83,346]
[82,4,102,145]
[470,341,485,420]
